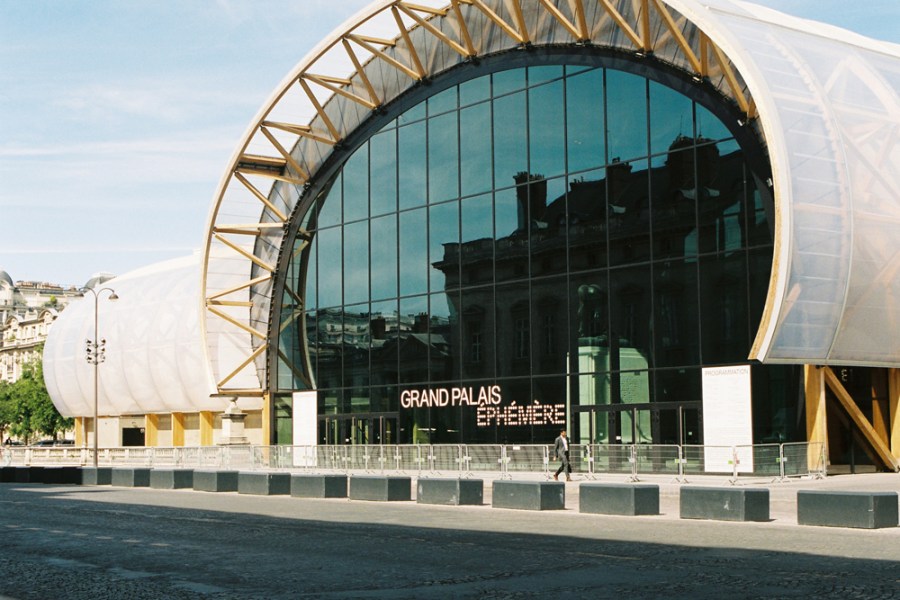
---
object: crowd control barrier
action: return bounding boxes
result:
[2,442,826,482]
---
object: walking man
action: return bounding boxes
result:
[553,429,571,481]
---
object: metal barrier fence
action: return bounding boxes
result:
[2,442,826,482]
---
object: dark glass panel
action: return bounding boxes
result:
[460,285,495,380]
[571,270,610,349]
[531,276,568,376]
[493,91,527,189]
[370,299,399,389]
[315,308,343,392]
[428,112,460,203]
[695,102,732,142]
[429,291,458,383]
[649,80,694,157]
[494,186,519,238]
[529,65,563,86]
[608,264,652,374]
[528,78,565,179]
[316,173,342,228]
[653,259,700,368]
[747,246,773,336]
[745,171,772,248]
[460,102,493,197]
[399,208,428,297]
[316,227,342,308]
[493,67,526,96]
[653,144,696,260]
[494,187,526,284]
[342,304,370,389]
[398,100,426,124]
[343,145,369,222]
[460,75,490,106]
[567,167,608,272]
[530,176,567,278]
[399,295,429,384]
[343,220,369,306]
[370,129,397,216]
[460,192,493,243]
[429,200,460,292]
[306,309,319,383]
[370,214,397,302]
[370,385,399,415]
[460,193,494,286]
[655,369,702,437]
[398,387,432,444]
[752,364,803,443]
[699,251,748,365]
[273,396,293,445]
[428,85,457,116]
[398,120,427,209]
[697,141,745,255]
[304,236,318,310]
[607,159,651,266]
[347,386,372,414]
[566,68,605,174]
[495,281,530,378]
[606,70,649,162]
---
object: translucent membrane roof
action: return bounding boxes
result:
[44,255,221,418]
[683,0,900,366]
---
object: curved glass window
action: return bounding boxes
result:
[279,60,795,445]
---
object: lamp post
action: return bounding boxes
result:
[83,287,118,468]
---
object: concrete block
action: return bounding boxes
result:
[797,490,899,529]
[579,483,659,516]
[111,468,151,487]
[40,466,82,485]
[349,476,412,501]
[81,467,113,485]
[680,486,769,522]
[417,478,484,506]
[492,480,565,511]
[0,467,16,483]
[14,466,43,483]
[150,469,194,490]
[290,474,348,498]
[238,472,291,495]
[193,470,239,493]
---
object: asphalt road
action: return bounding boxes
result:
[1,480,899,599]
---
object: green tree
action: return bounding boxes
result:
[7,358,72,443]
[0,380,13,443]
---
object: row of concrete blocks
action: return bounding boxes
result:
[3,466,897,529]
[494,481,900,530]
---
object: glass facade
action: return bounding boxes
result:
[277,59,802,446]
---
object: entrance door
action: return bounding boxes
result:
[574,401,700,445]
[319,413,398,445]
[122,427,145,447]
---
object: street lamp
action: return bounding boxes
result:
[83,287,118,468]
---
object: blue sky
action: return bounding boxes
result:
[1,0,898,287]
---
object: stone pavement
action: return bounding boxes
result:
[0,472,898,599]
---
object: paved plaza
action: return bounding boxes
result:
[1,473,899,599]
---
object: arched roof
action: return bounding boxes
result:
[201,0,900,398]
[44,254,226,418]
[0,270,13,288]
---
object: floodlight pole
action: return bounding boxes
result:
[83,287,118,468]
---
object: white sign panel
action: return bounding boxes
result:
[292,391,318,468]
[702,365,753,473]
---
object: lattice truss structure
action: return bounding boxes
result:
[201,0,900,399]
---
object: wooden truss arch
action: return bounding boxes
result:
[200,0,759,399]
